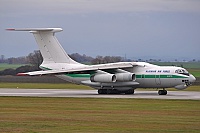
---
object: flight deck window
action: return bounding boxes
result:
[175,69,189,76]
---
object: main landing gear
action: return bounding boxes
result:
[98,89,134,95]
[158,89,167,95]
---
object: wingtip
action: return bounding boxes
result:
[6,28,16,31]
[17,73,28,76]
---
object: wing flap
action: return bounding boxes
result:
[17,70,62,76]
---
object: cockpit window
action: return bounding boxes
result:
[175,69,189,76]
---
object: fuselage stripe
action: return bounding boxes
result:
[65,74,187,79]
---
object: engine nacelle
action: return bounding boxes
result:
[90,74,117,83]
[115,73,136,81]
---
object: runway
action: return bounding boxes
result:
[0,88,200,100]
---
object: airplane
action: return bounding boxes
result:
[7,28,196,95]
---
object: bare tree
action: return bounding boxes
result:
[70,53,94,63]
[27,50,43,68]
[92,56,123,64]
[92,56,104,64]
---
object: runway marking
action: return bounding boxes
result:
[0,89,200,100]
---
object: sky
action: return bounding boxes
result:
[0,0,200,61]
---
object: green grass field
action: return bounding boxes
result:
[0,63,27,71]
[152,62,200,69]
[0,83,92,90]
[188,69,200,77]
[0,97,199,133]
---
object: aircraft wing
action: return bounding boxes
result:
[17,62,138,76]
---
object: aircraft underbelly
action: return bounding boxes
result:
[56,74,185,89]
[137,77,183,88]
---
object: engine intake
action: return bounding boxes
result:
[90,74,117,83]
[115,73,136,81]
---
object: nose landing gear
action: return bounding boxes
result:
[158,89,167,95]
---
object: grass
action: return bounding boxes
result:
[0,63,27,71]
[152,62,200,69]
[0,97,199,132]
[188,68,200,77]
[0,83,92,89]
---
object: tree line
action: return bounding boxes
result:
[0,50,125,75]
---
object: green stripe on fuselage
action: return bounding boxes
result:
[65,74,187,79]
[136,74,187,78]
[40,66,52,70]
[66,74,91,78]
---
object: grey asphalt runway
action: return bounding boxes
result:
[0,88,200,100]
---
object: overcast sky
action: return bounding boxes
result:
[1,0,200,61]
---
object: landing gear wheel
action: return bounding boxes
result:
[125,89,134,94]
[98,89,106,94]
[98,89,121,94]
[98,89,103,94]
[111,89,120,94]
[158,90,167,95]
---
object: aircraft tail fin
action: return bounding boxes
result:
[7,28,79,64]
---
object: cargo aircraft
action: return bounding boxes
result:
[7,28,196,95]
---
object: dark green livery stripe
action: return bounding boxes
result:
[66,74,187,79]
[40,66,52,70]
[136,75,187,78]
[66,74,91,78]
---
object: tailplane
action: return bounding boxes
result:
[7,28,79,64]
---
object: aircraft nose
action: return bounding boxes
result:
[189,74,196,83]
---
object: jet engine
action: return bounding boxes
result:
[90,74,117,83]
[115,73,136,81]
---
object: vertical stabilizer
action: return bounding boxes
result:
[7,28,79,64]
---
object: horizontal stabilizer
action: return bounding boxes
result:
[7,27,79,64]
[6,28,63,32]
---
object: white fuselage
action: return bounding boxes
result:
[40,62,196,91]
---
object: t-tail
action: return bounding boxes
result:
[7,28,79,65]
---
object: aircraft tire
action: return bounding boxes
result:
[111,89,120,94]
[158,90,167,95]
[125,89,134,95]
[163,90,167,95]
[98,89,105,94]
[98,89,121,94]
[98,89,111,94]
